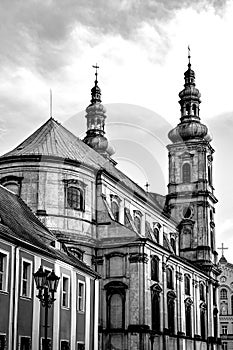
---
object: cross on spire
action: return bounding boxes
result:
[188,45,191,66]
[217,243,228,257]
[92,63,99,84]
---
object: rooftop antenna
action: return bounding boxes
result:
[50,89,53,118]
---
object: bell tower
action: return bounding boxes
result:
[167,50,218,270]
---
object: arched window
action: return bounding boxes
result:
[208,165,212,186]
[67,186,84,210]
[109,293,123,328]
[134,214,142,234]
[185,303,192,336]
[105,282,127,330]
[167,268,173,289]
[231,295,233,315]
[111,201,119,221]
[200,308,206,339]
[184,276,190,295]
[170,238,176,253]
[220,288,228,299]
[151,256,159,282]
[186,103,190,115]
[200,283,205,301]
[152,291,160,332]
[167,292,176,333]
[182,163,191,183]
[192,104,197,116]
[0,175,23,196]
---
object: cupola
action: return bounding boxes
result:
[83,65,115,159]
[168,48,211,143]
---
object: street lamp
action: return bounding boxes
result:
[33,266,60,350]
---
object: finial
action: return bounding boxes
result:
[188,45,191,67]
[50,89,53,118]
[92,63,99,85]
[217,243,228,257]
[145,182,150,192]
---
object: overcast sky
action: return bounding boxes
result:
[0,0,233,260]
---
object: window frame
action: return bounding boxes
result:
[19,336,31,350]
[220,288,228,300]
[151,255,159,282]
[166,267,173,290]
[0,249,9,293]
[61,274,70,309]
[184,275,191,295]
[77,342,85,350]
[0,333,6,350]
[40,337,52,350]
[77,280,85,313]
[182,163,191,183]
[221,325,228,335]
[20,259,32,298]
[60,339,70,350]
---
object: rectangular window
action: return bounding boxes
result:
[77,343,85,350]
[41,338,52,350]
[21,260,32,298]
[62,276,70,308]
[222,325,228,334]
[77,281,85,312]
[20,336,31,350]
[0,334,6,350]
[60,340,69,350]
[222,342,228,350]
[0,251,8,292]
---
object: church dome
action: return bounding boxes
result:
[168,121,208,143]
[83,133,108,153]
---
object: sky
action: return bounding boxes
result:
[0,0,233,260]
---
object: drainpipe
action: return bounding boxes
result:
[11,245,19,350]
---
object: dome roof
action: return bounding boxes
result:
[168,121,208,143]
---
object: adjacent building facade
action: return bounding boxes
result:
[0,57,221,349]
[218,252,233,350]
[0,185,99,350]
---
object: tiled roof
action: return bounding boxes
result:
[0,184,55,246]
[0,185,98,276]
[0,118,169,216]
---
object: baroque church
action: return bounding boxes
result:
[0,56,221,350]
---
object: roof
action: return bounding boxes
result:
[0,117,171,219]
[0,185,98,277]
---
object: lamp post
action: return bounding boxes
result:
[33,266,60,350]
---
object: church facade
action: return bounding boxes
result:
[0,57,221,350]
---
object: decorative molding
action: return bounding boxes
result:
[110,194,122,203]
[150,283,162,293]
[176,272,183,281]
[133,209,143,217]
[185,297,193,305]
[63,179,87,188]
[92,256,104,265]
[129,253,148,263]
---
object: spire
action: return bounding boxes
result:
[91,64,102,104]
[83,65,115,159]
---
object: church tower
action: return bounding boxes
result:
[83,65,114,159]
[167,50,218,270]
